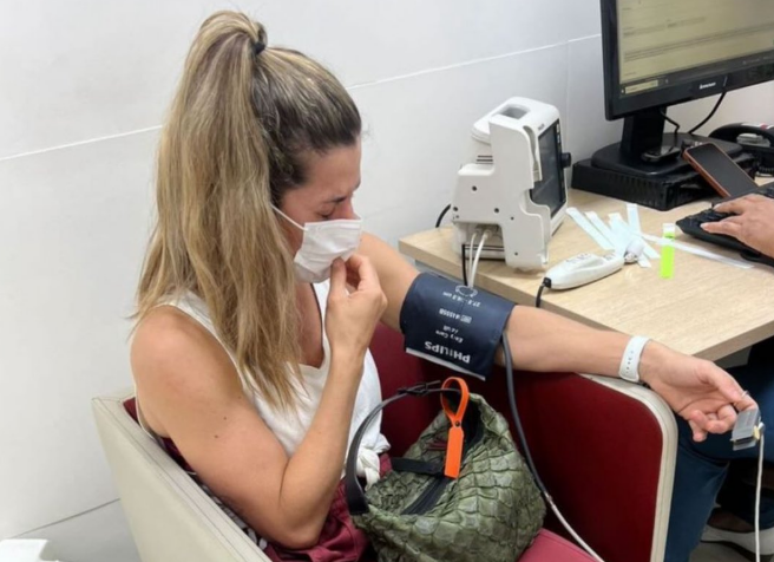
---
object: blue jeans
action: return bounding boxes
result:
[665,360,774,562]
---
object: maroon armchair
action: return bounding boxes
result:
[96,323,676,562]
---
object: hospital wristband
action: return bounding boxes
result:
[618,336,651,384]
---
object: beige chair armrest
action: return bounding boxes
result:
[92,389,270,562]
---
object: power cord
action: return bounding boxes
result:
[435,204,452,228]
[657,90,727,152]
[660,108,681,149]
[535,279,550,308]
[502,332,606,562]
[688,90,727,136]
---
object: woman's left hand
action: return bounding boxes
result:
[640,342,758,442]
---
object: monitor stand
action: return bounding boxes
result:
[591,108,742,178]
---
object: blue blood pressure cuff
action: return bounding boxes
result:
[399,273,514,380]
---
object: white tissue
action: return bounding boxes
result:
[0,540,61,562]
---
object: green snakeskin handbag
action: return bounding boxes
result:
[344,377,545,562]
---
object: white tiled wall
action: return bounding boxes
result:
[566,36,624,163]
[2,0,773,543]
[17,501,140,562]
[0,130,157,537]
[0,0,600,160]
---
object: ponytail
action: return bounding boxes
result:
[136,11,361,409]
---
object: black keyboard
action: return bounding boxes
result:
[676,184,774,267]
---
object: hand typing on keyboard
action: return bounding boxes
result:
[701,193,774,259]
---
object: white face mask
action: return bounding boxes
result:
[272,206,363,283]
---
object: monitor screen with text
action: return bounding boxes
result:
[617,0,774,96]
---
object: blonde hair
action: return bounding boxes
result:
[135,11,361,410]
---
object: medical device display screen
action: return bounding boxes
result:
[617,0,774,97]
[530,123,566,217]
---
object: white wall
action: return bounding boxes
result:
[2,0,773,541]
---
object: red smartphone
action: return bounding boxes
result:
[682,142,759,198]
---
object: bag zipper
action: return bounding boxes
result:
[400,417,485,516]
[402,476,449,515]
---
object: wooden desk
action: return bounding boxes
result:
[399,189,774,361]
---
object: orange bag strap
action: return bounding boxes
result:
[441,377,470,479]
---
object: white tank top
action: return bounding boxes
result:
[138,280,390,486]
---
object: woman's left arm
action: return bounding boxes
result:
[358,233,419,331]
[359,233,756,440]
[359,234,683,376]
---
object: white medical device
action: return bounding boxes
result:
[544,252,625,290]
[451,97,571,271]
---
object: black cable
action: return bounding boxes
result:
[502,331,549,497]
[460,243,468,286]
[435,204,452,228]
[535,279,550,308]
[688,90,727,136]
[660,108,681,148]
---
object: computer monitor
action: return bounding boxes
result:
[599,0,774,174]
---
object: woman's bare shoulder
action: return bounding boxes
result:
[131,306,243,417]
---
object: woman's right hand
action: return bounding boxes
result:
[326,254,387,364]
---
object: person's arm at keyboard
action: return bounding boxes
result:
[701,194,774,258]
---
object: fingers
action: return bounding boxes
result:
[345,254,380,290]
[346,253,366,271]
[688,405,738,438]
[345,266,361,289]
[701,217,743,238]
[328,258,348,298]
[687,410,729,439]
[716,215,743,225]
[713,194,761,214]
[736,393,759,413]
[688,417,707,442]
[717,404,737,424]
[671,362,760,443]
[704,367,745,404]
[681,365,760,442]
[711,404,738,433]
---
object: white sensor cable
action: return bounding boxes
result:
[469,230,489,288]
[547,496,606,562]
[467,230,478,288]
[756,431,765,562]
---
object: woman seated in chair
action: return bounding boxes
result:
[131,11,759,562]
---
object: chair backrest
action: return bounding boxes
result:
[92,389,270,562]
